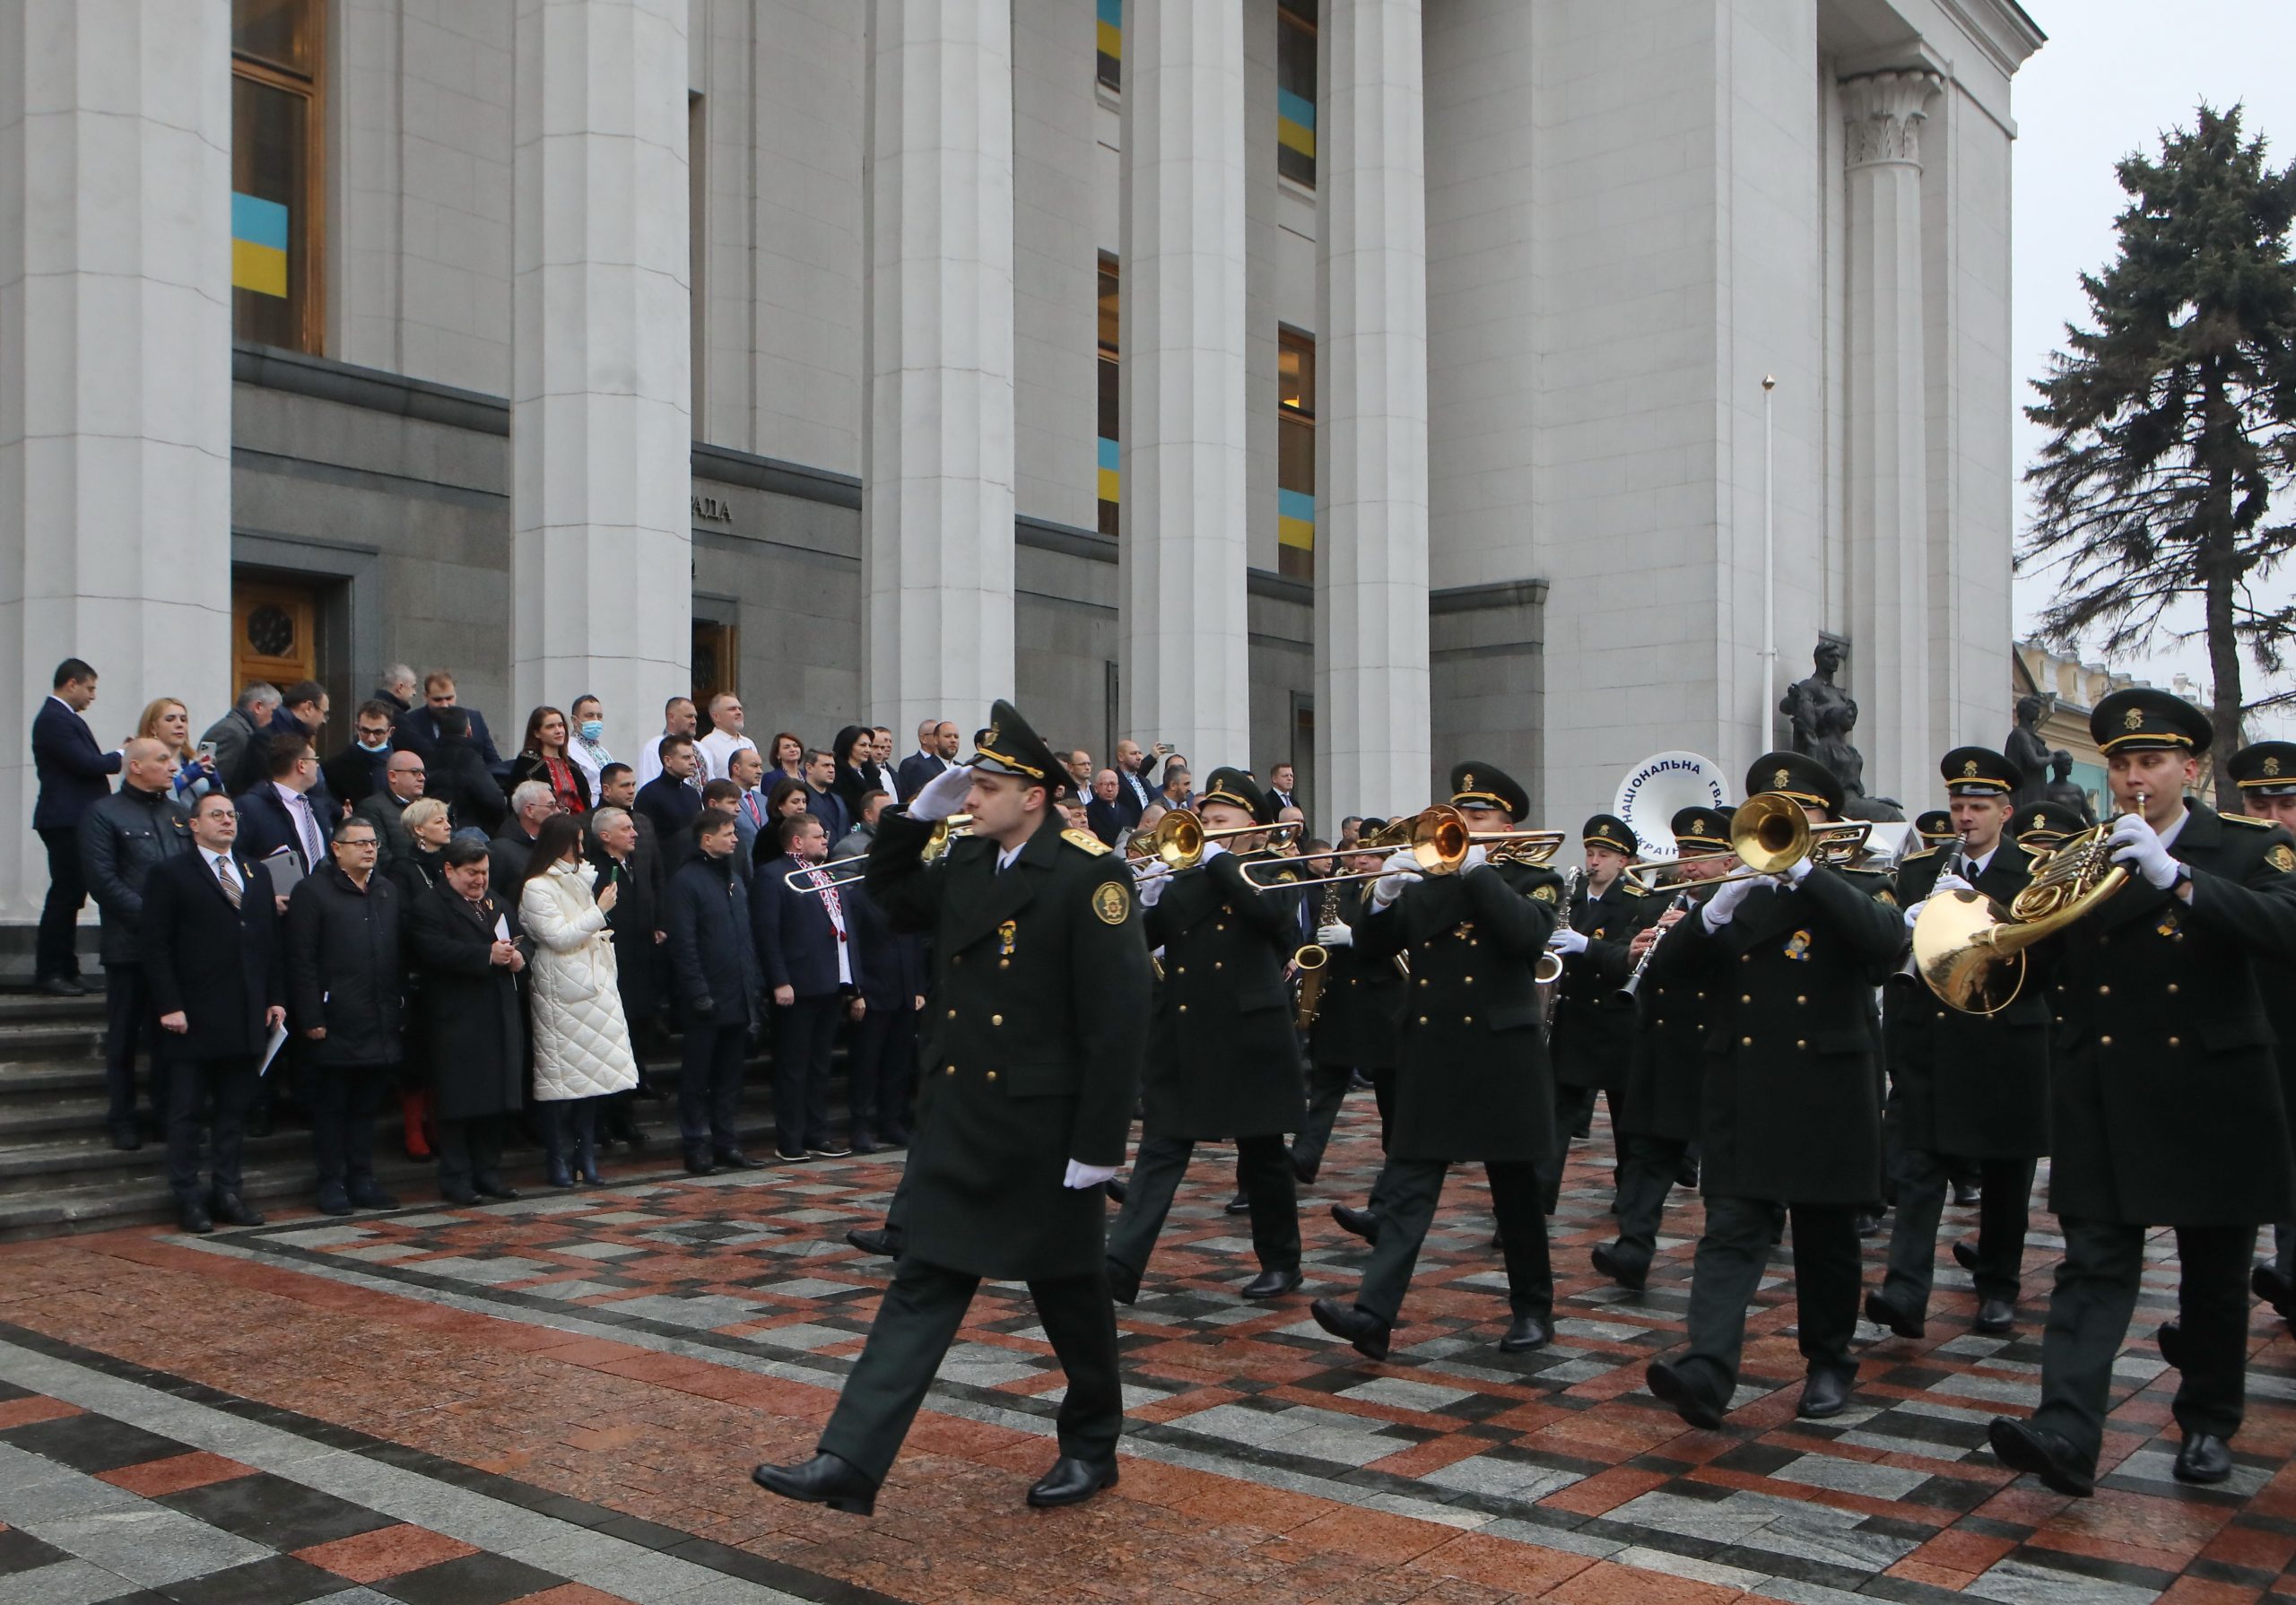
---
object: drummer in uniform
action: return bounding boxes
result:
[1592,805,1733,1289]
[1868,747,2049,1340]
[1987,689,2296,1496]
[1644,752,1903,1427]
[1309,762,1564,1361]
[1542,813,1654,1208]
[751,700,1151,1515]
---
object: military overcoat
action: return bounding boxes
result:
[1140,848,1306,1138]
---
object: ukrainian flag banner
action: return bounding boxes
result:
[232,192,290,299]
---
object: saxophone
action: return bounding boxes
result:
[1293,880,1344,1029]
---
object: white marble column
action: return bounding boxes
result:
[1316,0,1430,825]
[0,0,232,928]
[861,0,1016,738]
[1120,0,1250,768]
[510,0,692,747]
[1840,70,1938,804]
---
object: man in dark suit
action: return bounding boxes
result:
[490,780,555,903]
[420,706,507,838]
[663,811,759,1174]
[1109,738,1157,828]
[321,700,400,811]
[391,670,502,768]
[753,814,867,1160]
[1265,762,1300,816]
[141,792,286,1234]
[30,657,121,993]
[249,681,338,827]
[1084,768,1126,847]
[234,736,332,881]
[893,718,960,803]
[354,750,429,868]
[637,735,705,869]
[588,802,663,1148]
[79,738,191,1149]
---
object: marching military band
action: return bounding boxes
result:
[751,687,2296,1517]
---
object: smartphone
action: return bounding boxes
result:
[196,741,216,766]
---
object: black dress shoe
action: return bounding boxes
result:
[316,1190,354,1218]
[350,1185,399,1210]
[1309,1297,1391,1362]
[1952,1238,1979,1274]
[1331,1203,1379,1245]
[1106,1257,1141,1306]
[474,1179,521,1201]
[1590,1243,1648,1292]
[716,1149,764,1170]
[1674,1158,1700,1190]
[1026,1455,1119,1508]
[1240,1268,1302,1300]
[751,1452,879,1516]
[176,1199,214,1235]
[1102,1176,1126,1202]
[209,1193,265,1228]
[1499,1314,1552,1352]
[1951,1180,1983,1206]
[1864,1288,1925,1340]
[849,1137,881,1156]
[440,1184,480,1206]
[1797,1369,1852,1419]
[2173,1431,2233,1484]
[1972,1297,2016,1334]
[110,1124,143,1152]
[1646,1359,1724,1430]
[684,1150,717,1176]
[2254,1262,2295,1316]
[38,976,87,997]
[1854,1210,1883,1238]
[1987,1417,2093,1497]
[2156,1320,2188,1370]
[845,1227,902,1259]
[1223,1191,1252,1216]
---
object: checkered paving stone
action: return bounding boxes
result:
[3,1102,2295,1604]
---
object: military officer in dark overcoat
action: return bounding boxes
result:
[1106,768,1308,1302]
[1592,805,1734,1291]
[1644,752,1904,1428]
[2224,740,2296,1326]
[1868,747,2050,1340]
[1989,690,2296,1497]
[1310,762,1564,1361]
[752,701,1152,1515]
[1541,812,1653,1208]
[1292,842,1406,1184]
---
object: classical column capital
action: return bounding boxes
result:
[1839,70,1942,169]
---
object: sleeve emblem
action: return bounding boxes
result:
[1532,884,1557,904]
[2270,844,2295,873]
[1091,881,1130,925]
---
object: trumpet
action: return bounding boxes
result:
[1241,806,1564,890]
[1620,794,1868,894]
[785,813,972,892]
[1125,809,1303,882]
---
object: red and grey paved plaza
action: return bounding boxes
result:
[1,1105,2292,1605]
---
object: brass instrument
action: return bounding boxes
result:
[1241,806,1563,890]
[1535,865,1578,988]
[1620,793,1868,894]
[787,813,971,893]
[1293,880,1344,1029]
[1911,793,2145,1015]
[1126,809,1303,882]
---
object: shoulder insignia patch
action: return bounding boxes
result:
[1532,884,1558,904]
[1091,881,1129,924]
[2224,811,2274,829]
[1062,828,1110,856]
[2271,844,2296,873]
[1876,887,1898,907]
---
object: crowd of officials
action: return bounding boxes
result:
[26,657,1214,1234]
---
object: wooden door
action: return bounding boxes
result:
[231,577,318,699]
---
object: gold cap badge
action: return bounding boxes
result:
[1773,768,1790,790]
[2268,757,2283,777]
[1962,759,1979,778]
[2124,707,2144,731]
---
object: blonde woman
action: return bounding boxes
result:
[519,814,639,1184]
[135,698,215,800]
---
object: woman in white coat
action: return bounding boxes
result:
[519,813,640,1184]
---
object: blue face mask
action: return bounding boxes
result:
[359,738,391,753]
[579,720,604,742]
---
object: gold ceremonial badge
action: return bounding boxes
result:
[1091,882,1128,924]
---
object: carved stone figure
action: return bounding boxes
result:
[2005,694,2053,811]
[2043,749,2096,827]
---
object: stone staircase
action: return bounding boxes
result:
[0,990,811,1240]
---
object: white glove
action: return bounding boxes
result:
[1547,926,1589,956]
[1932,869,1974,898]
[1136,871,1167,907]
[1460,843,1490,872]
[1064,1159,1119,1190]
[1701,875,1757,931]
[1317,921,1353,949]
[1370,848,1418,907]
[1779,853,1814,886]
[2108,811,2179,890]
[1198,839,1227,862]
[909,764,972,822]
[1902,898,1926,932]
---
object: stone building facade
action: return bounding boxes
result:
[0,0,2041,934]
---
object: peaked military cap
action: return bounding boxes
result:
[1671,805,1732,852]
[1449,760,1528,821]
[1197,766,1273,823]
[1583,812,1636,855]
[1913,809,1955,846]
[2014,800,2087,846]
[1941,746,2020,798]
[1746,750,1844,817]
[2092,686,2212,754]
[2228,741,2296,799]
[965,698,1060,787]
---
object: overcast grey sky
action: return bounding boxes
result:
[2010,0,2296,724]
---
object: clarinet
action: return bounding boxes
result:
[1613,889,1692,1005]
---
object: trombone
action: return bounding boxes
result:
[1126,809,1304,883]
[1239,805,1564,890]
[785,813,971,893]
[1620,793,1868,895]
